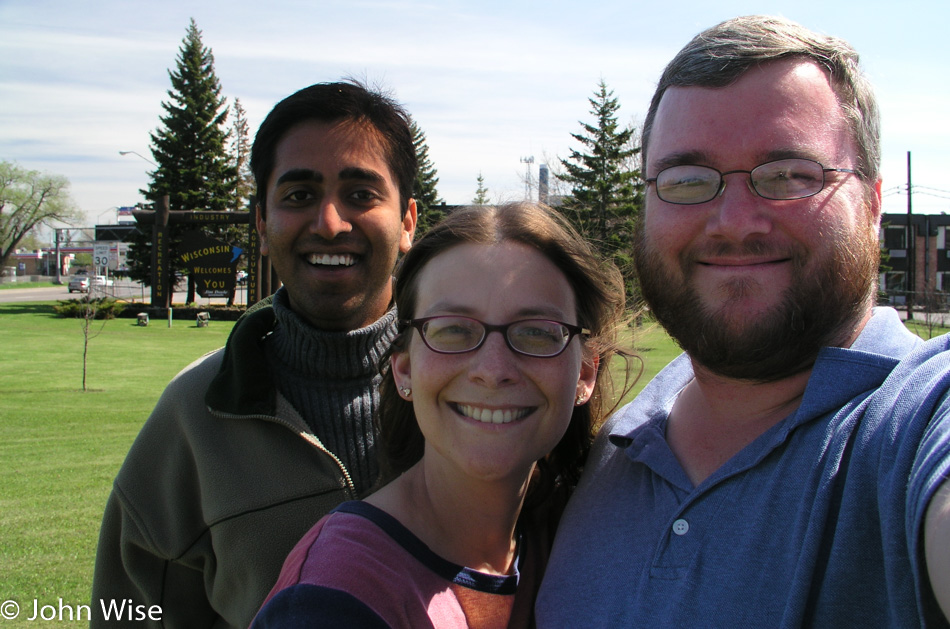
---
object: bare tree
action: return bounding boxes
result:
[917,284,946,340]
[229,98,254,210]
[515,152,572,206]
[78,293,108,391]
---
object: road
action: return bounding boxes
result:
[0,280,248,306]
[0,284,73,303]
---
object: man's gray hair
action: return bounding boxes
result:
[642,15,880,183]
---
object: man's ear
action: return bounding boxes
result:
[869,178,883,225]
[256,203,269,256]
[400,198,418,254]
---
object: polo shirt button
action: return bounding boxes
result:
[672,519,689,536]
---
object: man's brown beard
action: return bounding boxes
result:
[633,213,879,383]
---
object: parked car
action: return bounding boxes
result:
[68,276,90,293]
[90,275,114,287]
[236,270,248,285]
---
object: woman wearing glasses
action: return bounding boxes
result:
[252,203,633,628]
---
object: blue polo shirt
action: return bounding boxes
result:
[537,308,950,628]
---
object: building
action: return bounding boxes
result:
[880,212,950,309]
[8,223,139,279]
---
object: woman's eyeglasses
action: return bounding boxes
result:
[402,315,588,358]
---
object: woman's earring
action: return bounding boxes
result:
[400,387,412,399]
[575,393,587,405]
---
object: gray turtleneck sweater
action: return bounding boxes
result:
[263,288,398,495]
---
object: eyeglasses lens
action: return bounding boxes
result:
[421,317,483,353]
[507,321,570,356]
[655,166,720,204]
[750,159,823,200]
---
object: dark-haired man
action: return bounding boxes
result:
[537,16,950,627]
[91,81,417,628]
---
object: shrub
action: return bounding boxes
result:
[54,297,126,319]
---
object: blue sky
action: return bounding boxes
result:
[2,0,948,227]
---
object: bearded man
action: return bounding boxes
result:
[537,15,950,628]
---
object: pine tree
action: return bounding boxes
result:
[411,120,443,234]
[147,18,234,212]
[559,80,643,301]
[127,19,238,302]
[472,173,490,205]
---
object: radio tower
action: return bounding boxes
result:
[520,156,535,201]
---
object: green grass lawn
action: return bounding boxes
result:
[0,298,942,628]
[593,320,685,416]
[904,318,950,341]
[627,321,684,398]
[0,302,233,628]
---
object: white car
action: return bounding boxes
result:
[68,276,90,293]
[90,275,114,287]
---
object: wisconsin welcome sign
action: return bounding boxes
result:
[178,230,243,298]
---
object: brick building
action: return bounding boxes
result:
[880,212,950,308]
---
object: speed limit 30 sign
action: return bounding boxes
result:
[93,244,110,268]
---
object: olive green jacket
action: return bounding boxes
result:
[90,300,361,628]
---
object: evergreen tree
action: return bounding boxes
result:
[559,80,643,302]
[147,18,235,212]
[127,19,238,302]
[411,120,443,234]
[472,173,490,205]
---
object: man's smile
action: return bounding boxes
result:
[305,252,357,267]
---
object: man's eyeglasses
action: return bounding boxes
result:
[402,316,589,358]
[646,158,858,205]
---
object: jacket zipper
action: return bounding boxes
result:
[211,410,357,495]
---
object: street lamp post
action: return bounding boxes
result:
[119,150,157,167]
[97,206,119,225]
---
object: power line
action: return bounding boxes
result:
[914,185,950,197]
[882,185,950,200]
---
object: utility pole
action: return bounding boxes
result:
[55,228,63,284]
[906,151,914,320]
